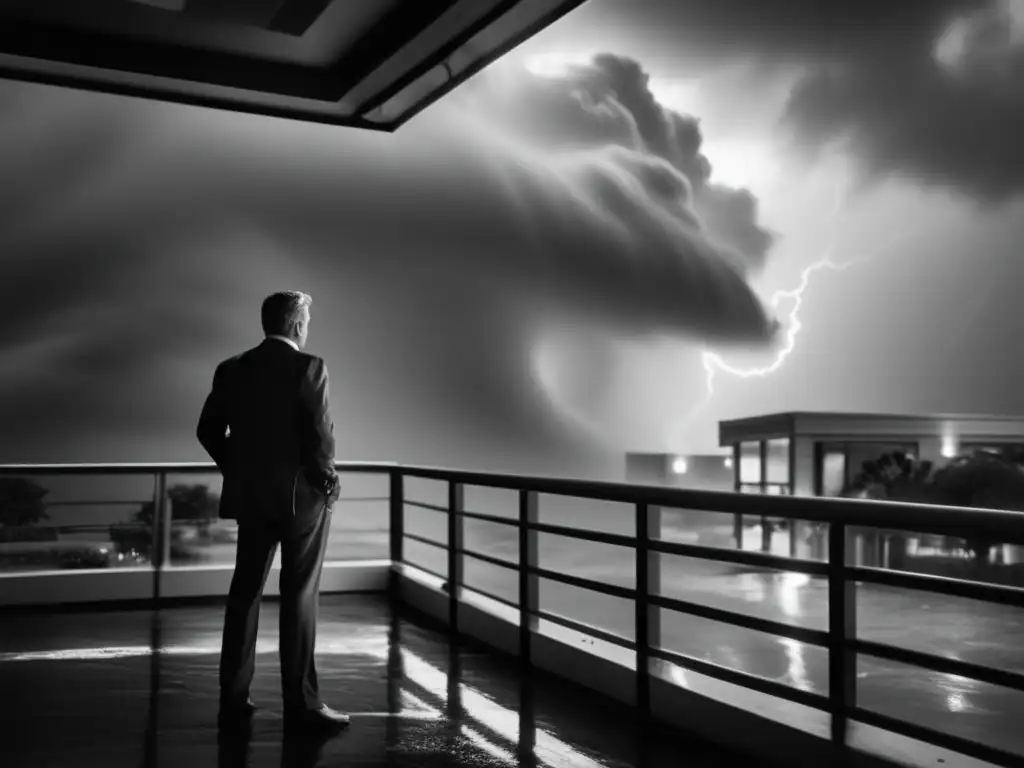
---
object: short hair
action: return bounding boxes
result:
[261,291,312,336]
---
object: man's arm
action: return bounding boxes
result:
[300,357,337,495]
[197,362,230,474]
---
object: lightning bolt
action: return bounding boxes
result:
[670,171,914,451]
[699,174,852,405]
[702,236,911,399]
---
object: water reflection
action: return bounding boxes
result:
[777,572,810,618]
[2,616,613,768]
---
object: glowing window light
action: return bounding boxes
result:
[941,435,959,459]
[672,457,688,474]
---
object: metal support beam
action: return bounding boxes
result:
[636,502,661,719]
[828,522,857,745]
[389,471,404,599]
[448,481,464,631]
[519,490,539,666]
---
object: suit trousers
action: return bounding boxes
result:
[219,502,333,711]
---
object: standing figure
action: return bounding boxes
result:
[197,290,348,732]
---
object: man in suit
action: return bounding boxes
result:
[197,290,348,731]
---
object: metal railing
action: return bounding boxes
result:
[3,461,1024,765]
[0,462,393,592]
[388,463,1024,768]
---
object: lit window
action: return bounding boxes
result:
[941,435,958,458]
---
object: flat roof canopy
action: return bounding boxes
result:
[720,411,1024,446]
[0,0,586,130]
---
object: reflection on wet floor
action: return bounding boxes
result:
[0,595,745,768]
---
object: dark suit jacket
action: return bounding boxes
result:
[196,338,338,522]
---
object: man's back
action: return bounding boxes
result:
[197,290,348,732]
[197,337,336,523]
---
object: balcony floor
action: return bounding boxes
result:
[0,594,754,768]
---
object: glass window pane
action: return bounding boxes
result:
[766,438,789,484]
[740,442,762,484]
[821,450,846,497]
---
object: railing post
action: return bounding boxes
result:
[828,522,857,745]
[151,471,170,603]
[389,471,404,600]
[519,490,539,667]
[448,481,464,633]
[636,502,661,721]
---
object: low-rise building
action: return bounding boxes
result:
[719,411,1024,497]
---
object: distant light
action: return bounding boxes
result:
[941,435,959,459]
[724,456,734,469]
[672,457,688,474]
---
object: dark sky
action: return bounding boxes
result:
[1,0,1023,475]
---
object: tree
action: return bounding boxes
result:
[0,477,50,528]
[929,451,1024,564]
[843,451,935,502]
[133,483,219,537]
[844,449,1024,566]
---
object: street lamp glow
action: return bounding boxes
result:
[724,456,734,469]
[941,435,959,459]
[672,457,688,474]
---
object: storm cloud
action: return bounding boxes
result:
[0,52,777,470]
[479,53,775,274]
[616,0,1024,200]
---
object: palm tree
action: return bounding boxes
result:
[843,451,935,502]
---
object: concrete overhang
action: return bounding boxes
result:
[0,0,587,129]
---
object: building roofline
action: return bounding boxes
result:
[719,410,1024,426]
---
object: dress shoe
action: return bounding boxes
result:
[284,703,350,730]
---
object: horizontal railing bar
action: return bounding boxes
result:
[528,520,636,548]
[459,583,520,612]
[403,532,448,550]
[649,645,828,711]
[850,706,1024,767]
[458,509,519,528]
[404,500,449,514]
[42,500,150,507]
[529,565,636,601]
[7,460,1024,543]
[337,496,391,502]
[853,638,1024,692]
[0,461,397,476]
[847,565,1024,607]
[650,539,831,577]
[457,548,518,572]
[650,594,830,648]
[533,608,637,651]
[398,559,448,583]
[395,464,1024,544]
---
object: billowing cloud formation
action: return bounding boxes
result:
[0,53,776,471]
[935,0,1024,83]
[629,0,1024,200]
[481,53,775,274]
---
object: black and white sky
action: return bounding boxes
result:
[1,0,1023,476]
